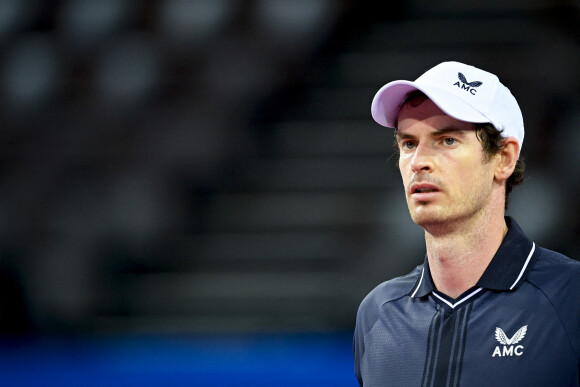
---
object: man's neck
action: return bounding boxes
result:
[424,212,508,299]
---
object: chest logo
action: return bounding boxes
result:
[492,325,527,357]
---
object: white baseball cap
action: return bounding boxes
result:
[371,61,524,155]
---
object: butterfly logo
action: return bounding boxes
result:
[495,325,527,345]
[458,72,483,88]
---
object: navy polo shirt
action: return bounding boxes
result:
[354,217,580,386]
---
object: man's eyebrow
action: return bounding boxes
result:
[395,127,470,140]
[395,132,415,141]
[431,127,470,136]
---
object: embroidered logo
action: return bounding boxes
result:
[452,72,482,95]
[492,325,527,357]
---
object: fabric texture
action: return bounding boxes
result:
[353,217,580,386]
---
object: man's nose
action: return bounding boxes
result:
[410,143,434,173]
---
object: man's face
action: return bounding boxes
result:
[396,98,498,229]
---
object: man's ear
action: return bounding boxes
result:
[494,137,519,182]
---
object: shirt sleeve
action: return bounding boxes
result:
[353,311,364,386]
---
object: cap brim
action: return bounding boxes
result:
[371,80,491,128]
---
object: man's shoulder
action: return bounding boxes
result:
[357,265,423,315]
[527,246,580,354]
[355,265,423,337]
[527,246,580,320]
[529,245,580,289]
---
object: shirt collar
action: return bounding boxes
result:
[409,217,538,298]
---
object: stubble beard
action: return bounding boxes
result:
[407,182,493,237]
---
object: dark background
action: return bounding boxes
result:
[0,0,578,384]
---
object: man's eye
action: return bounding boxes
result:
[443,138,457,146]
[402,141,416,149]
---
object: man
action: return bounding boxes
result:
[353,61,580,386]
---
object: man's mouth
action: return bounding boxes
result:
[411,183,440,194]
[414,188,438,193]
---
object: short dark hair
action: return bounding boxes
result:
[393,91,525,210]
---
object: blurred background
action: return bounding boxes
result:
[0,0,578,385]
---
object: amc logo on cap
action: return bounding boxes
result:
[452,72,483,95]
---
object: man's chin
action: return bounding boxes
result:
[409,208,446,228]
[409,207,473,235]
